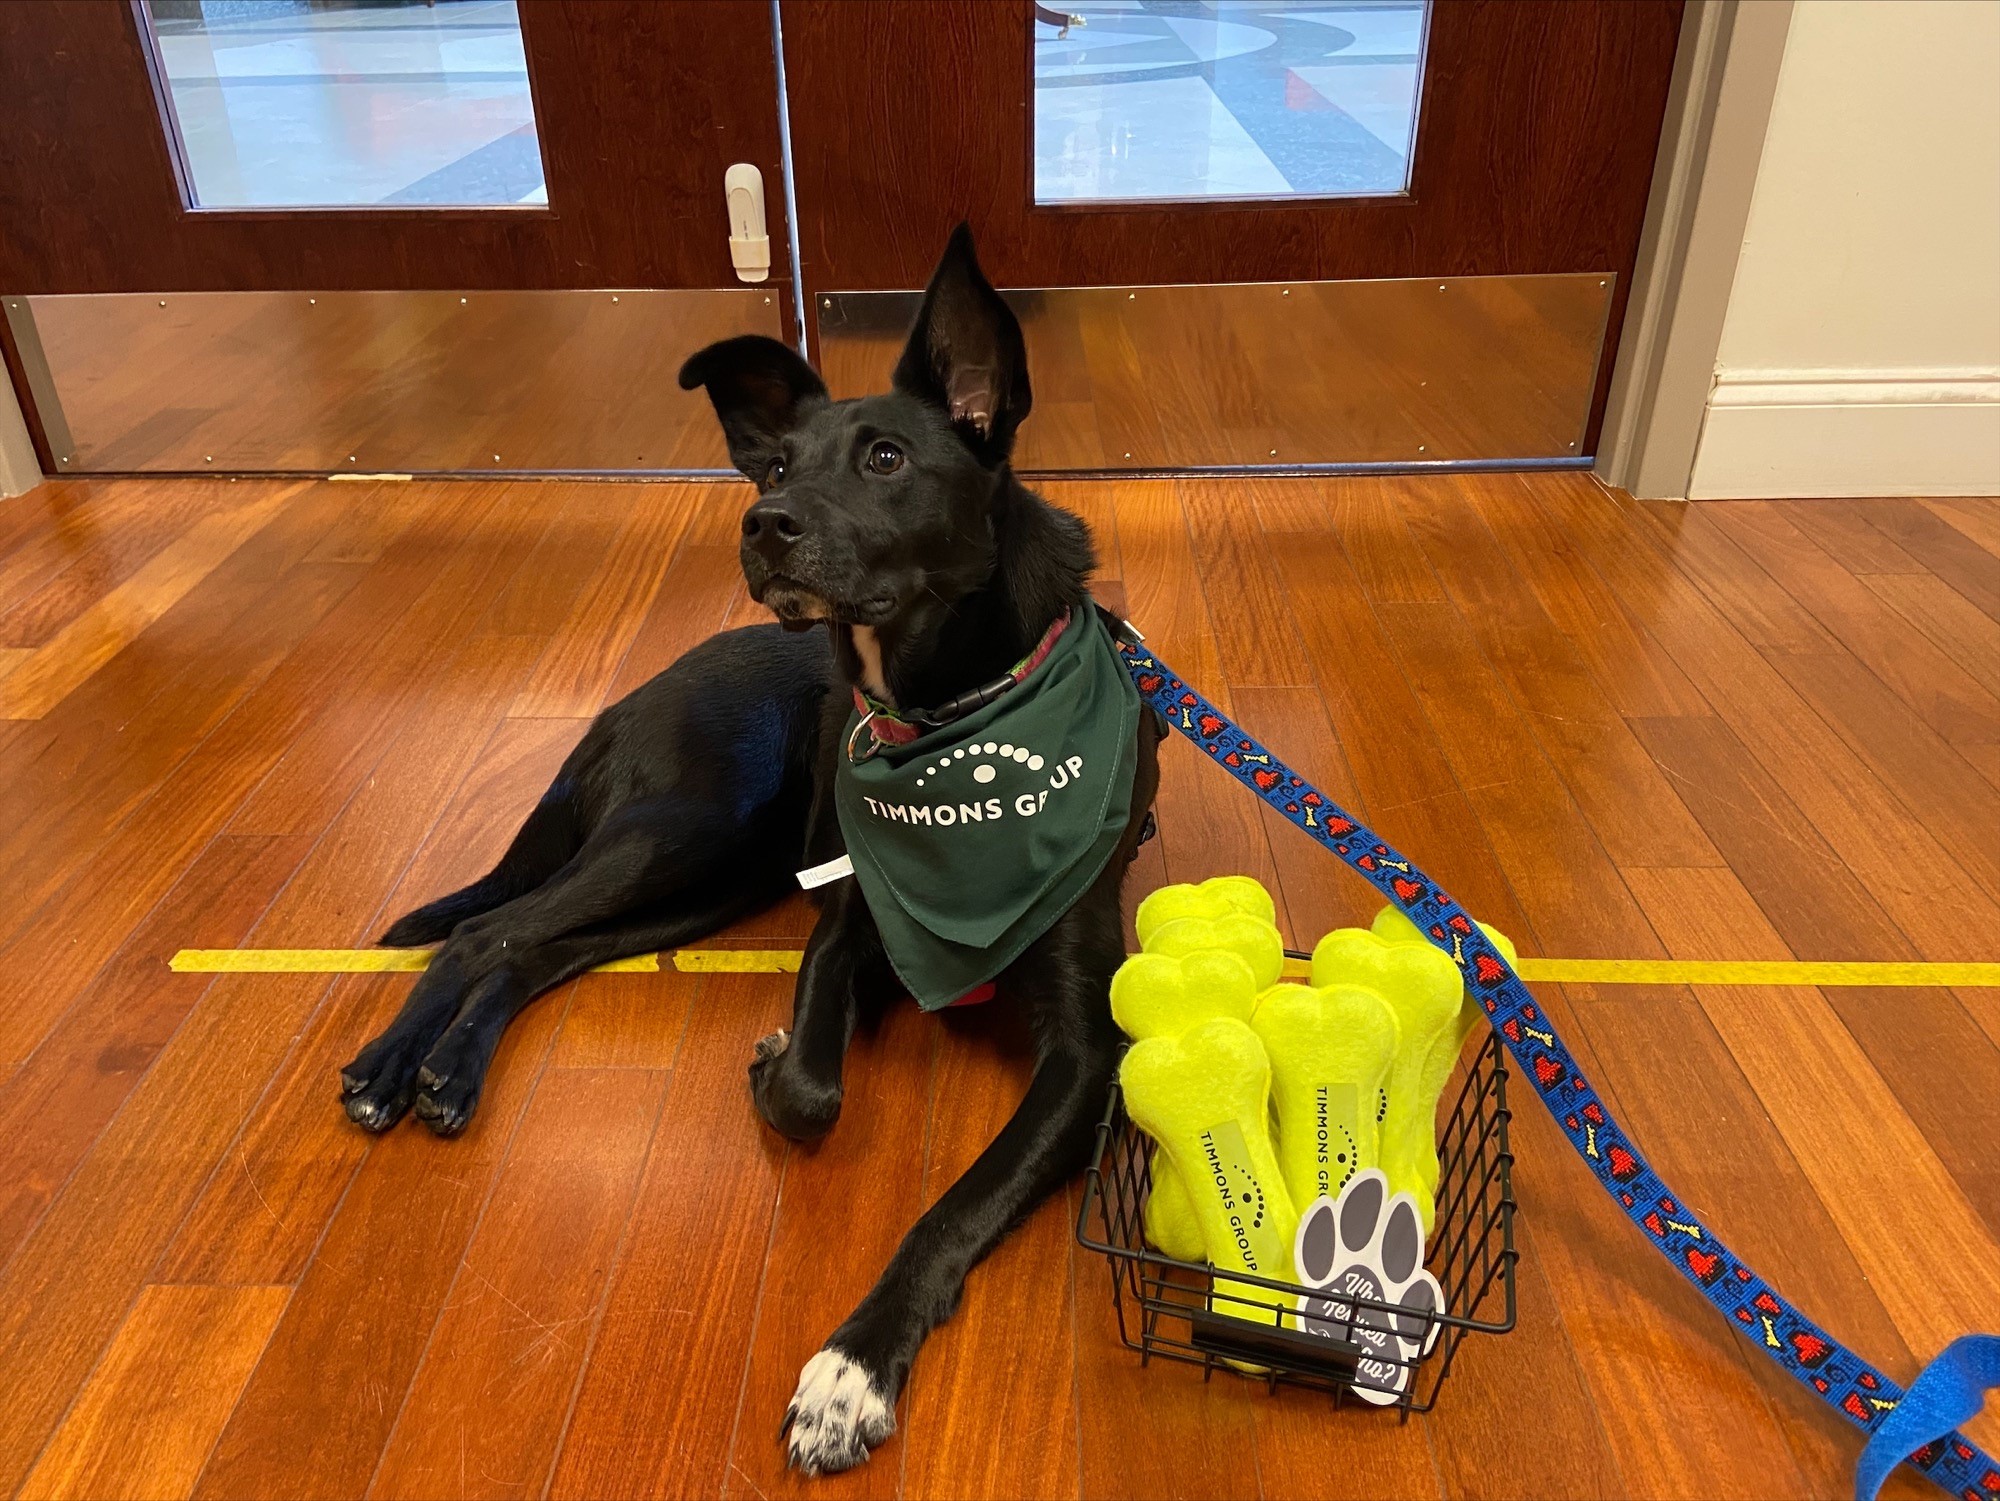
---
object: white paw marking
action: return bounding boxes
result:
[1293,1169,1444,1405]
[753,1029,791,1064]
[786,1348,894,1475]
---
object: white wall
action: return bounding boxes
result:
[0,362,39,498]
[1688,0,2000,498]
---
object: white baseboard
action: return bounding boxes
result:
[1688,367,2000,499]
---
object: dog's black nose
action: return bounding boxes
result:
[742,501,804,560]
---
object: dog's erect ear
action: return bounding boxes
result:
[892,223,1031,466]
[678,335,829,480]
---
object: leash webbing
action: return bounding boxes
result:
[1117,637,1998,1501]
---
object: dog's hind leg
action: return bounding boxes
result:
[378,781,587,947]
[340,948,482,1131]
[344,794,781,1132]
[411,890,771,1134]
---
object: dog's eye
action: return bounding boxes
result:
[866,440,905,476]
[763,458,786,489]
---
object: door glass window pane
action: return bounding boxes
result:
[140,0,547,209]
[1033,1,1428,204]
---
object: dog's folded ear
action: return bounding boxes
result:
[679,335,830,480]
[893,223,1032,467]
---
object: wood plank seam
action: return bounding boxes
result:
[540,980,712,1496]
[352,984,584,1501]
[1625,495,2000,911]
[717,1148,797,1501]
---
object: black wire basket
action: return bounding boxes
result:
[1076,1028,1518,1413]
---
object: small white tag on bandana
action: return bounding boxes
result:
[796,853,855,890]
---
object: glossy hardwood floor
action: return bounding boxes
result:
[0,471,1995,1501]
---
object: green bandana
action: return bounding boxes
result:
[836,609,1141,1009]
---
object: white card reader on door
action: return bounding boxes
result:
[725,163,771,284]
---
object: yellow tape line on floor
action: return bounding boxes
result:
[1511,958,2000,987]
[669,952,2000,986]
[169,949,658,974]
[167,949,2000,986]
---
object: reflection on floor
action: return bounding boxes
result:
[144,0,544,208]
[1035,0,1427,202]
[0,472,1995,1498]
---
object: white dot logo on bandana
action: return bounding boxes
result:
[915,740,1046,789]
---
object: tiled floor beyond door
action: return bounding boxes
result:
[0,471,1995,1499]
[144,0,545,208]
[1033,1,1426,201]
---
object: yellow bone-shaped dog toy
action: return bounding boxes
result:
[1111,949,1261,1042]
[1249,981,1401,1209]
[1120,1017,1299,1325]
[1110,947,1262,1261]
[1133,875,1277,947]
[1308,926,1460,1232]
[1142,912,1284,990]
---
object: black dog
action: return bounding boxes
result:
[340,227,1159,1474]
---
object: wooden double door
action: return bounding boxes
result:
[0,0,1683,474]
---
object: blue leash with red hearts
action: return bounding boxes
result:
[1116,634,1998,1501]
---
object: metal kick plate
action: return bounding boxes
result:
[817,275,1615,470]
[3,289,784,473]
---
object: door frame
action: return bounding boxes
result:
[1594,0,1795,500]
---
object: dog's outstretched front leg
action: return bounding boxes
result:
[783,968,1120,1475]
[751,881,884,1141]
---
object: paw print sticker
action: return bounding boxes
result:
[1293,1169,1444,1404]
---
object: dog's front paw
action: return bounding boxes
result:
[785,1347,895,1475]
[749,1035,842,1141]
